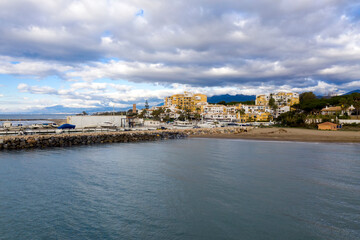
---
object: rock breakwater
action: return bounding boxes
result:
[0,127,246,150]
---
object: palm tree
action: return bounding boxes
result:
[236,109,245,122]
[339,98,349,116]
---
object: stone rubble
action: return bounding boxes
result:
[0,127,246,150]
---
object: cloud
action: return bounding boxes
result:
[0,0,360,107]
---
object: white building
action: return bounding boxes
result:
[241,105,271,114]
[67,115,127,128]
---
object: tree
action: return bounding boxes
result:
[269,97,275,107]
[145,100,149,110]
[193,113,201,121]
[163,115,171,122]
[178,113,186,121]
[82,111,88,115]
[276,111,306,127]
[151,108,165,120]
[354,100,360,119]
[300,92,317,103]
[339,98,349,115]
[236,108,245,121]
[268,96,278,116]
[138,109,147,118]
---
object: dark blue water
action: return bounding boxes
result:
[0,139,359,240]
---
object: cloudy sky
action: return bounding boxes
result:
[0,0,360,112]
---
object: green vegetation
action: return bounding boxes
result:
[151,108,165,120]
[276,111,307,127]
[277,92,360,127]
[293,92,360,113]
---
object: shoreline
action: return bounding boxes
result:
[1,126,359,150]
[190,127,360,143]
[0,127,244,150]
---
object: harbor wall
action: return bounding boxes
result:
[0,127,246,150]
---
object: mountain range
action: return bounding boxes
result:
[207,94,256,103]
[343,89,360,95]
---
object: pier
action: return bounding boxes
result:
[0,127,246,150]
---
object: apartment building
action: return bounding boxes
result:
[201,103,237,121]
[237,112,272,123]
[255,92,299,106]
[164,92,207,111]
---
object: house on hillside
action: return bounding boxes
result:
[317,122,338,131]
[321,105,355,116]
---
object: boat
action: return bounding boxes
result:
[99,121,116,129]
[58,124,76,129]
[173,121,194,128]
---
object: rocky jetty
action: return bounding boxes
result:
[0,127,246,151]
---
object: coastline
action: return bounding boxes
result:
[190,127,360,143]
[1,126,359,150]
[0,127,244,150]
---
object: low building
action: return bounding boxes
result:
[317,122,338,131]
[321,106,342,115]
[321,105,355,116]
[67,115,127,128]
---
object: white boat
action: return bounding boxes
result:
[98,121,116,128]
[173,121,194,128]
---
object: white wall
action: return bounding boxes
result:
[339,119,360,124]
[67,115,127,128]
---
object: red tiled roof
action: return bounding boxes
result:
[318,122,337,126]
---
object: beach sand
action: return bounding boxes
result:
[191,127,360,143]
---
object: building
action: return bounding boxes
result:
[255,92,299,106]
[317,122,338,131]
[321,105,355,116]
[321,106,342,115]
[67,115,127,128]
[241,105,271,114]
[164,92,207,111]
[237,112,272,122]
[200,103,238,121]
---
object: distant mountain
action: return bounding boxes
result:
[207,94,256,103]
[18,95,256,114]
[27,105,130,114]
[342,89,360,95]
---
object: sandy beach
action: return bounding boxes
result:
[192,127,360,143]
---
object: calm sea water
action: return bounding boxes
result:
[0,139,359,240]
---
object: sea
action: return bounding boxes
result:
[0,138,359,240]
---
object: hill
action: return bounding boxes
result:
[342,89,360,95]
[207,94,256,103]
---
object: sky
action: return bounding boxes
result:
[0,0,360,113]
